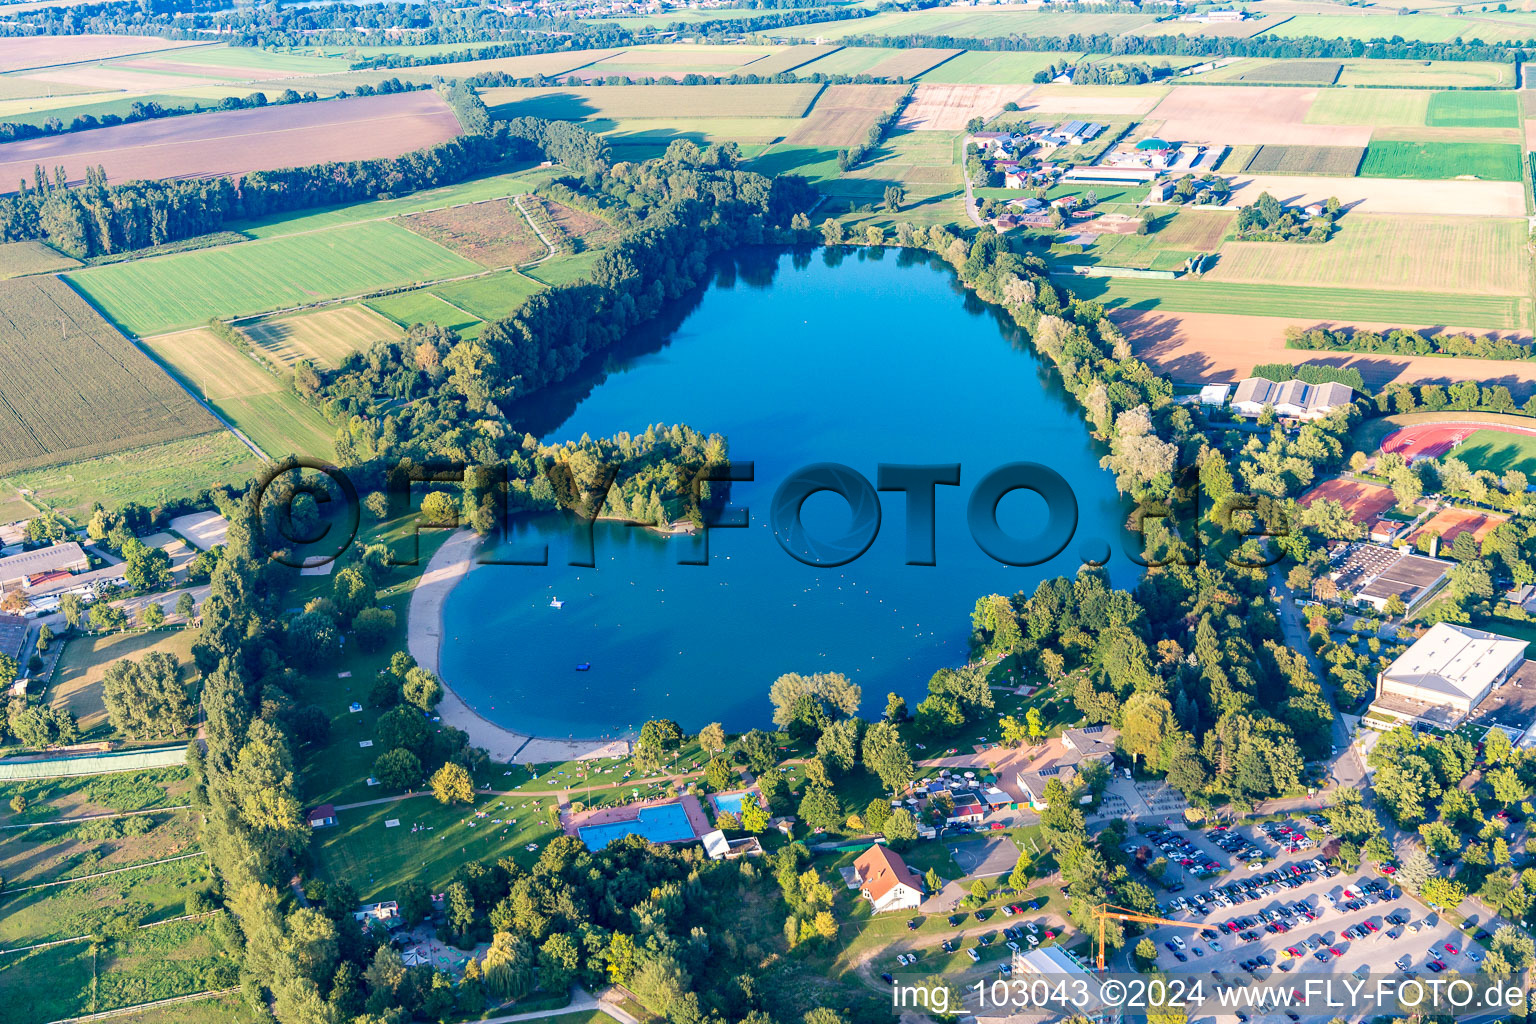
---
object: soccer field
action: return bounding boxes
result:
[1452,429,1536,476]
[68,222,481,336]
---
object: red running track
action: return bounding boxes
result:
[1381,420,1536,461]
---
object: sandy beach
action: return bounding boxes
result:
[408,528,632,764]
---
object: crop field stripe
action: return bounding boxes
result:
[1425,90,1520,128]
[1063,276,1525,330]
[66,221,483,336]
[1241,144,1363,176]
[1358,140,1522,181]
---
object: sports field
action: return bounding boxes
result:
[1298,478,1397,526]
[0,277,219,476]
[1357,140,1521,181]
[1408,506,1508,547]
[139,329,338,459]
[480,83,823,120]
[68,221,481,336]
[1206,215,1527,297]
[1241,144,1363,176]
[241,306,402,369]
[1450,428,1536,476]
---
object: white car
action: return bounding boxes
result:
[967,948,981,962]
[1172,937,1187,950]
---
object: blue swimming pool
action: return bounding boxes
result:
[712,792,749,816]
[579,802,696,851]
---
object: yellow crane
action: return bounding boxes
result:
[1093,902,1212,972]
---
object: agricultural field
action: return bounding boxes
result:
[0,854,211,947]
[794,9,1161,38]
[366,270,546,338]
[398,197,547,268]
[786,84,909,146]
[0,35,213,74]
[915,50,1081,85]
[139,329,338,459]
[1206,215,1528,297]
[50,629,197,735]
[235,166,555,240]
[366,289,482,337]
[2,433,260,521]
[1450,428,1536,476]
[0,239,78,278]
[1201,59,1342,84]
[1149,85,1360,146]
[481,83,823,120]
[1224,173,1526,217]
[1336,58,1513,87]
[0,916,236,1024]
[241,306,401,369]
[0,277,219,476]
[0,809,199,888]
[1357,140,1522,181]
[1425,90,1521,129]
[1262,12,1536,43]
[1066,276,1525,329]
[523,249,604,288]
[1304,89,1431,128]
[1148,210,1235,251]
[68,220,481,336]
[1061,232,1197,273]
[0,91,463,193]
[1241,144,1363,176]
[0,486,34,525]
[741,44,842,77]
[813,128,962,211]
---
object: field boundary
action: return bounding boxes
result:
[42,987,239,1024]
[0,850,206,896]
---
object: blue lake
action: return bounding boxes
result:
[438,247,1136,739]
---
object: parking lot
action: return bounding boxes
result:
[1134,824,1486,1020]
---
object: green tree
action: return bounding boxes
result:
[374,748,422,791]
[882,807,919,848]
[431,762,475,805]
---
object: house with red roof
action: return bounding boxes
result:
[853,844,924,913]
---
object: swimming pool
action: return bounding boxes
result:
[712,791,750,816]
[578,802,697,851]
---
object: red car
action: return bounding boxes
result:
[1330,947,1343,956]
[1445,943,1459,955]
[1364,922,1378,932]
[1380,865,1397,875]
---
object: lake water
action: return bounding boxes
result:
[438,247,1136,739]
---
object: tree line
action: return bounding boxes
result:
[1287,323,1535,362]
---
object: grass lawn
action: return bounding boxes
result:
[2,433,260,523]
[1062,276,1526,330]
[432,269,545,322]
[1357,140,1522,181]
[105,991,246,1024]
[138,329,338,459]
[69,221,482,336]
[0,854,210,946]
[0,486,35,525]
[49,628,197,738]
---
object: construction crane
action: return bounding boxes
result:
[1093,902,1211,972]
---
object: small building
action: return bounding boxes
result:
[701,828,763,860]
[852,844,924,913]
[1303,202,1326,218]
[1372,622,1526,725]
[1199,383,1231,407]
[1329,543,1451,615]
[947,790,986,824]
[0,613,26,665]
[353,901,400,927]
[308,804,338,829]
[1231,376,1354,420]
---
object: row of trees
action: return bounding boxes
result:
[1287,323,1535,362]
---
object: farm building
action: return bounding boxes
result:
[1199,384,1231,406]
[1231,377,1354,420]
[852,844,923,913]
[0,542,89,595]
[1369,622,1527,728]
[1328,543,1451,614]
[1014,725,1118,807]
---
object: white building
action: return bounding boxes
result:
[852,844,923,913]
[1199,383,1231,407]
[1231,377,1354,420]
[1371,622,1527,726]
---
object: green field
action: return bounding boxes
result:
[795,9,1159,38]
[1263,12,1536,43]
[1335,58,1513,88]
[1201,59,1342,85]
[0,855,210,946]
[365,269,547,337]
[234,166,555,240]
[915,49,1083,84]
[116,42,347,75]
[68,221,481,336]
[366,289,481,335]
[0,917,236,1024]
[1357,140,1522,181]
[1242,144,1363,176]
[1062,276,1526,329]
[1424,90,1520,129]
[139,329,338,459]
[523,249,604,288]
[0,240,78,278]
[1450,428,1536,476]
[1306,89,1431,127]
[2,433,259,521]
